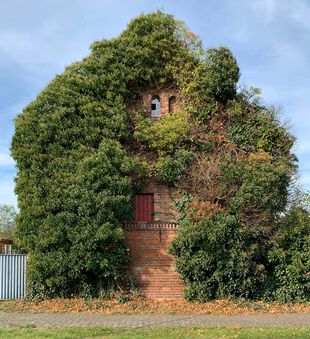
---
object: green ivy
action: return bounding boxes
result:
[266,206,310,302]
[12,11,200,298]
[11,11,307,302]
[170,208,269,301]
[155,150,196,186]
[134,110,191,152]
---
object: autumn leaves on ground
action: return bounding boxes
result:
[1,298,309,315]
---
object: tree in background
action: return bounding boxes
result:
[0,204,17,240]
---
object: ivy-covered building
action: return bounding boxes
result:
[12,11,309,302]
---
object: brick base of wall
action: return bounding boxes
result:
[124,223,184,300]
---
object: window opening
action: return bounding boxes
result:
[169,96,176,113]
[151,96,161,117]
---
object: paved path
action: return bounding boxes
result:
[0,312,309,328]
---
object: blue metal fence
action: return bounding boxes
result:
[0,255,27,300]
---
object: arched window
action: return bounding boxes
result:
[151,96,161,117]
[169,96,176,113]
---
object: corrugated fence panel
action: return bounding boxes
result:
[0,255,27,300]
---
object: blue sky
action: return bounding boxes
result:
[0,0,309,207]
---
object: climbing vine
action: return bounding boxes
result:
[12,11,309,301]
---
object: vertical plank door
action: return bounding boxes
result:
[134,194,154,222]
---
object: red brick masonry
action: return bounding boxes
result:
[0,239,13,254]
[142,179,181,222]
[130,87,181,118]
[124,222,184,300]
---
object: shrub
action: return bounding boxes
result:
[170,206,269,301]
[266,206,310,302]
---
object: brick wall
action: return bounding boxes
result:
[124,223,184,300]
[142,88,180,118]
[125,179,184,299]
[131,87,181,118]
[125,88,184,299]
[0,239,13,254]
[142,179,181,222]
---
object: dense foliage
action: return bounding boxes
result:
[12,11,309,301]
[12,12,200,298]
[266,204,310,302]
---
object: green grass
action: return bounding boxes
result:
[0,326,309,338]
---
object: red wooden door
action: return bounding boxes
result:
[135,194,154,222]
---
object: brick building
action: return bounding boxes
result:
[124,88,184,299]
[0,239,13,254]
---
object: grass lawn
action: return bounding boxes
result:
[0,327,309,338]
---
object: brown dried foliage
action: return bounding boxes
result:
[179,145,240,205]
[1,298,309,315]
[187,200,223,221]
